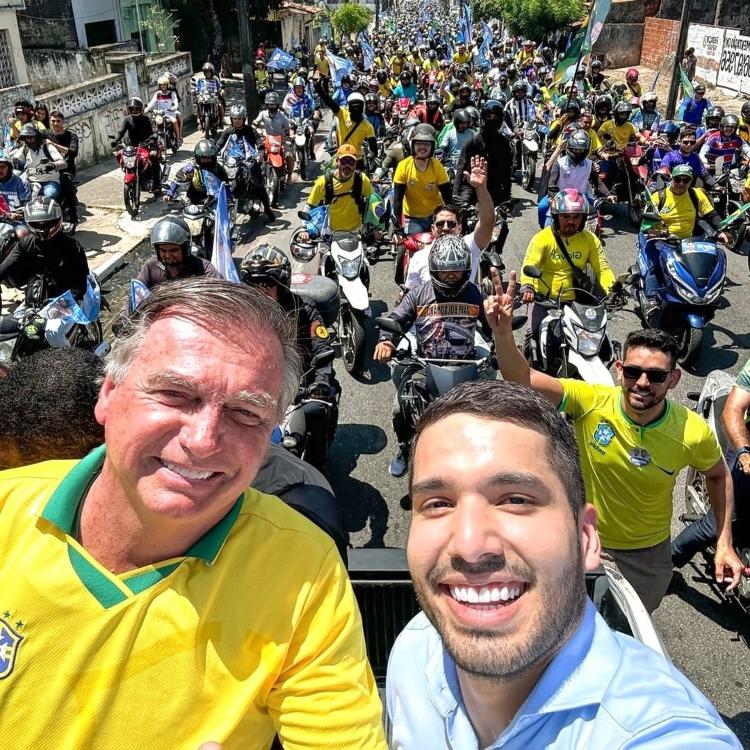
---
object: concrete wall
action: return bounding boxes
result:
[593,0,645,68]
[659,0,750,36]
[0,7,28,86]
[640,16,680,68]
[71,0,124,48]
[17,0,78,49]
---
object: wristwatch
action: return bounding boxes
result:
[735,446,750,464]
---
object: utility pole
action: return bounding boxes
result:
[665,0,692,120]
[236,0,259,117]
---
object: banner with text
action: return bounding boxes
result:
[717,29,750,93]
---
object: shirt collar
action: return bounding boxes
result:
[40,445,243,564]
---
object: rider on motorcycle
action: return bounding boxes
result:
[624,67,642,100]
[12,124,66,202]
[283,77,321,159]
[695,106,724,147]
[135,216,220,291]
[598,100,649,191]
[545,130,596,217]
[588,60,609,92]
[0,150,30,214]
[594,94,613,130]
[393,70,418,104]
[144,74,182,146]
[364,93,385,136]
[192,62,225,125]
[520,188,616,338]
[411,94,445,130]
[332,74,354,108]
[439,108,475,172]
[680,83,712,126]
[164,139,230,206]
[639,164,730,322]
[699,115,750,177]
[374,234,493,477]
[240,244,337,471]
[392,123,453,235]
[0,198,88,334]
[253,92,295,180]
[659,127,717,188]
[504,81,537,168]
[215,104,276,221]
[631,91,661,132]
[111,97,161,194]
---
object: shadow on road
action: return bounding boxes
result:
[327,422,389,547]
[722,711,750,748]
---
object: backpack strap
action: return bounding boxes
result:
[323,171,367,217]
[324,172,333,206]
[352,170,366,216]
[687,187,701,234]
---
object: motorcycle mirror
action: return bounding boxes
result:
[298,210,311,220]
[310,347,336,368]
[375,316,403,335]
[686,391,700,401]
[511,315,528,330]
[522,264,542,279]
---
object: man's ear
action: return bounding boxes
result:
[580,503,601,572]
[668,367,682,391]
[94,375,116,427]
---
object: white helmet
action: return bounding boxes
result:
[347,91,366,106]
[158,74,170,87]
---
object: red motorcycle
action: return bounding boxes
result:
[260,133,287,208]
[114,137,162,218]
[600,134,651,227]
[394,230,433,288]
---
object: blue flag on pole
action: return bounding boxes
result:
[127,279,151,314]
[455,29,464,44]
[326,50,354,85]
[444,35,455,59]
[201,169,223,198]
[359,32,375,71]
[267,47,298,71]
[462,3,473,45]
[481,20,493,47]
[211,183,240,284]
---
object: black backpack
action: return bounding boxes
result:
[324,171,367,217]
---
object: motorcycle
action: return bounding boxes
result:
[706,171,747,255]
[682,370,750,614]
[601,136,649,226]
[261,133,287,208]
[394,230,433,289]
[196,91,220,138]
[631,233,727,365]
[114,137,161,218]
[0,273,106,363]
[151,110,178,156]
[523,265,625,384]
[291,115,312,180]
[518,119,539,192]
[181,192,236,260]
[278,348,339,472]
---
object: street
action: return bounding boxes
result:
[91,117,750,744]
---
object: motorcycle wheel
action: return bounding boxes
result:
[683,466,707,517]
[124,180,139,218]
[523,155,536,192]
[677,325,703,366]
[268,168,281,207]
[338,306,366,376]
[297,147,307,181]
[628,191,644,227]
[203,113,212,137]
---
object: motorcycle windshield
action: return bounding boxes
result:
[331,231,359,253]
[677,244,718,287]
[569,302,606,332]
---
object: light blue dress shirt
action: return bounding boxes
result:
[386,601,741,749]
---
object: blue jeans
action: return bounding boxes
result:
[672,460,750,567]
[403,215,433,235]
[36,181,62,201]
[638,233,662,299]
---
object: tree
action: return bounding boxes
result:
[331,1,372,39]
[141,4,178,52]
[472,0,584,38]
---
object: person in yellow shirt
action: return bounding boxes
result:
[314,74,377,161]
[392,123,453,234]
[0,277,387,749]
[452,42,471,66]
[487,280,743,614]
[579,110,603,157]
[390,50,406,76]
[598,101,648,189]
[740,101,750,144]
[516,39,535,68]
[625,67,643,99]
[519,189,616,337]
[303,143,374,234]
[314,46,330,81]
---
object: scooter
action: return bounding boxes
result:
[631,233,727,365]
[681,370,750,614]
[523,265,625,384]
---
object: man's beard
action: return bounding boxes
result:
[412,538,587,683]
[625,384,665,411]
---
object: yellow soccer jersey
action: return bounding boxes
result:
[0,447,386,750]
[598,119,637,151]
[559,380,721,550]
[648,187,714,240]
[393,156,450,219]
[335,107,376,159]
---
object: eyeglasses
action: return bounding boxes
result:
[622,365,672,384]
[681,139,696,145]
[434,220,458,229]
[338,158,356,167]
[672,176,692,184]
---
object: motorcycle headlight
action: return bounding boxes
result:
[123,155,137,168]
[337,256,361,280]
[155,115,164,125]
[572,323,605,356]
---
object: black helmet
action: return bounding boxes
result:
[151,216,190,265]
[376,69,387,84]
[565,100,581,118]
[590,60,602,71]
[365,92,379,108]
[458,83,472,96]
[694,83,706,94]
[481,99,504,125]
[202,62,215,74]
[265,91,280,108]
[400,70,411,83]
[24,198,63,241]
[512,80,527,95]
[341,74,352,86]
[613,101,632,122]
[453,108,471,127]
[228,104,247,120]
[127,96,144,115]
[240,244,291,288]
[659,120,681,144]
[742,101,750,121]
[465,105,480,128]
[705,106,724,128]
[18,123,39,141]
[566,129,591,165]
[426,93,441,108]
[594,94,612,112]
[194,138,218,169]
[428,234,471,298]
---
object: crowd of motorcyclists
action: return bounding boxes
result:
[2,0,750,667]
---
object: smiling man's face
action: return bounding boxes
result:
[95,314,283,525]
[408,413,599,681]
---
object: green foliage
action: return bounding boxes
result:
[141,4,177,52]
[331,1,372,38]
[472,0,584,37]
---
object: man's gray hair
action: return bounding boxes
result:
[105,277,302,420]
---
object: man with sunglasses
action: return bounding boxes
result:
[488,286,743,614]
[659,129,716,188]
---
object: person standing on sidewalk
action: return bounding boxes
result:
[484,270,744,613]
[46,110,79,232]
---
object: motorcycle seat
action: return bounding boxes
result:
[290,274,341,327]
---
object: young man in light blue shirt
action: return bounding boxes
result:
[386,379,741,749]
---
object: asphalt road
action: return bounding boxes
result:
[101,120,750,746]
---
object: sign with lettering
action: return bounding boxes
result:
[717,29,750,93]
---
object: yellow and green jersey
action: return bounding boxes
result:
[559,380,721,549]
[0,446,386,749]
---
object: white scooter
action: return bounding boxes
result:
[523,264,625,385]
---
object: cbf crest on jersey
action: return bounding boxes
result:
[0,616,24,679]
[593,422,615,447]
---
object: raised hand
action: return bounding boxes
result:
[483,267,517,338]
[464,155,488,191]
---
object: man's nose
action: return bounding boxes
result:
[448,498,505,562]
[180,403,223,458]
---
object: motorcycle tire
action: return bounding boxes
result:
[523,155,536,192]
[69,320,104,350]
[297,147,307,181]
[203,113,212,137]
[339,306,366,376]
[683,466,706,517]
[628,192,644,227]
[124,180,139,218]
[269,168,281,207]
[677,325,703,366]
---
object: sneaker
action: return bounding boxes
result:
[389,447,408,477]
[642,298,660,327]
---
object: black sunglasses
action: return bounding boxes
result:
[622,365,672,384]
[434,219,458,229]
[681,139,696,145]
[672,176,692,184]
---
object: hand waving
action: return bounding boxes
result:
[483,267,517,339]
[464,155,488,191]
